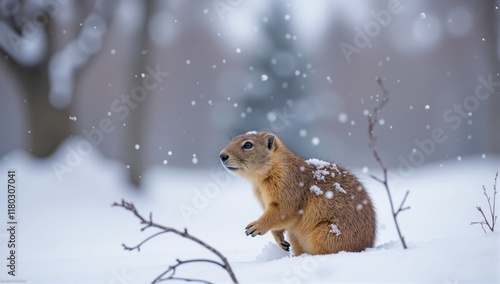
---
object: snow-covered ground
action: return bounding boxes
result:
[0,138,498,283]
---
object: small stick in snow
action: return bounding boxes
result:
[112,199,239,284]
[470,172,498,233]
[368,77,410,249]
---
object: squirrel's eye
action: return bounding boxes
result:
[243,142,253,149]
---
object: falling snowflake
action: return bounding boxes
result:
[338,113,348,124]
[325,191,334,199]
[267,112,277,122]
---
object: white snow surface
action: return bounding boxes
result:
[0,138,499,283]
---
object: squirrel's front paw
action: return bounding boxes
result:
[245,221,268,237]
[272,230,290,251]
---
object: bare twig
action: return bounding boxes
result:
[112,199,239,284]
[471,172,498,232]
[368,78,409,249]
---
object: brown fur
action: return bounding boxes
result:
[219,132,376,255]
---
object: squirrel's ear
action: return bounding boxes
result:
[265,134,276,151]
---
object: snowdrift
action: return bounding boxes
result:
[0,138,498,283]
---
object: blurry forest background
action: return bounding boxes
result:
[0,0,499,187]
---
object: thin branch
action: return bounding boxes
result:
[470,172,498,233]
[161,278,211,284]
[490,172,497,231]
[122,231,170,252]
[369,174,385,184]
[470,220,487,233]
[154,259,227,284]
[112,200,239,284]
[471,172,498,233]
[395,191,411,215]
[368,78,409,249]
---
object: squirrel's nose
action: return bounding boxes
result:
[219,153,229,162]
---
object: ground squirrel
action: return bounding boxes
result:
[219,131,376,255]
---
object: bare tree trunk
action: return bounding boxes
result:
[3,10,72,158]
[492,0,500,155]
[124,0,154,187]
[1,0,114,157]
[22,66,72,157]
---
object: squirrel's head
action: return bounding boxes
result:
[219,131,279,180]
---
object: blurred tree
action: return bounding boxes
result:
[0,0,115,157]
[122,0,154,187]
[229,2,319,156]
